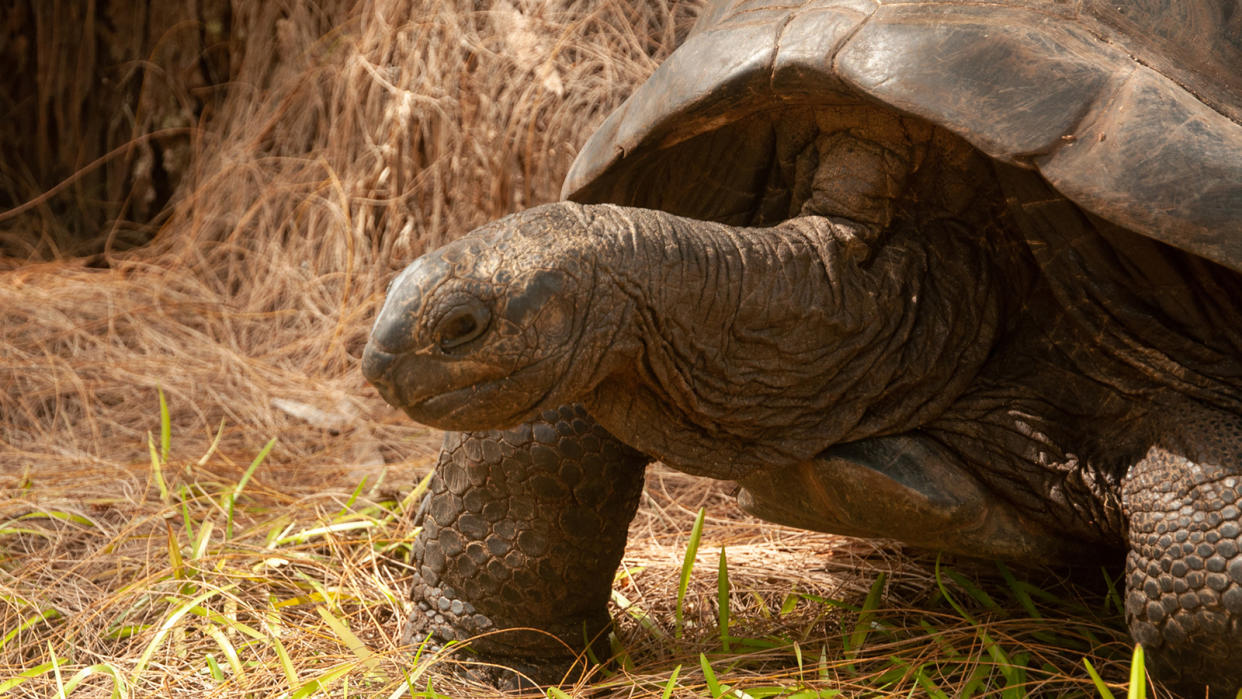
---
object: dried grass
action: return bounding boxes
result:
[0,1,1136,696]
[2,0,697,469]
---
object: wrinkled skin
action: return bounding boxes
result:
[363,99,1242,699]
[366,202,1242,693]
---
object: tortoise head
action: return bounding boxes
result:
[362,203,601,430]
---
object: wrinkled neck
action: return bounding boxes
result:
[577,204,1001,479]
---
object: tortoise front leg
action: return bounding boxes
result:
[407,404,648,685]
[1123,408,1242,696]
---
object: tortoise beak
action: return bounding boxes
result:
[363,256,442,407]
[368,257,445,356]
[360,345,402,405]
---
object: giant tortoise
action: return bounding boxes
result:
[361,0,1242,694]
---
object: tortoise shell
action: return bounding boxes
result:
[563,0,1242,271]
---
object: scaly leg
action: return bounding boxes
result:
[406,404,648,685]
[1123,408,1242,696]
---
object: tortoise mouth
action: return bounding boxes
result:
[402,379,550,431]
[364,342,562,430]
[402,382,505,428]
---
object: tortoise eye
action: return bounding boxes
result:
[436,303,490,351]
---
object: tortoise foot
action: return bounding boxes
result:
[404,405,648,687]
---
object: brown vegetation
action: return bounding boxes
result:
[2,0,698,466]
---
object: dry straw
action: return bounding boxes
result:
[2,0,697,468]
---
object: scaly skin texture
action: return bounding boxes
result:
[406,404,647,686]
[1123,408,1242,696]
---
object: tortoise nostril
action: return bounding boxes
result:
[436,303,490,351]
[361,343,398,386]
[369,287,422,355]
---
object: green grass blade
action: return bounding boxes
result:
[789,592,858,612]
[934,559,1032,696]
[49,641,65,698]
[0,526,54,538]
[1083,657,1116,699]
[335,476,368,520]
[546,688,573,699]
[237,437,275,495]
[718,545,730,652]
[149,432,170,505]
[779,592,800,616]
[192,520,214,560]
[995,562,1040,619]
[61,663,129,699]
[610,588,665,639]
[0,660,63,693]
[268,622,299,688]
[316,605,377,668]
[965,664,991,698]
[9,509,100,529]
[202,622,244,679]
[1127,644,1146,699]
[943,568,1000,613]
[224,436,276,539]
[934,555,976,624]
[398,632,438,694]
[179,485,195,541]
[196,419,226,467]
[158,386,171,463]
[675,507,706,640]
[131,586,231,681]
[184,605,267,642]
[1101,566,1125,615]
[700,653,724,698]
[610,631,633,673]
[659,664,682,699]
[845,573,886,658]
[382,470,434,527]
[206,653,224,682]
[289,662,357,698]
[166,520,185,580]
[998,649,1028,698]
[273,520,376,547]
[0,607,60,650]
[909,662,951,699]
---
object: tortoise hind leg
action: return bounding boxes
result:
[1122,408,1242,696]
[407,404,648,687]
[737,432,1088,562]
